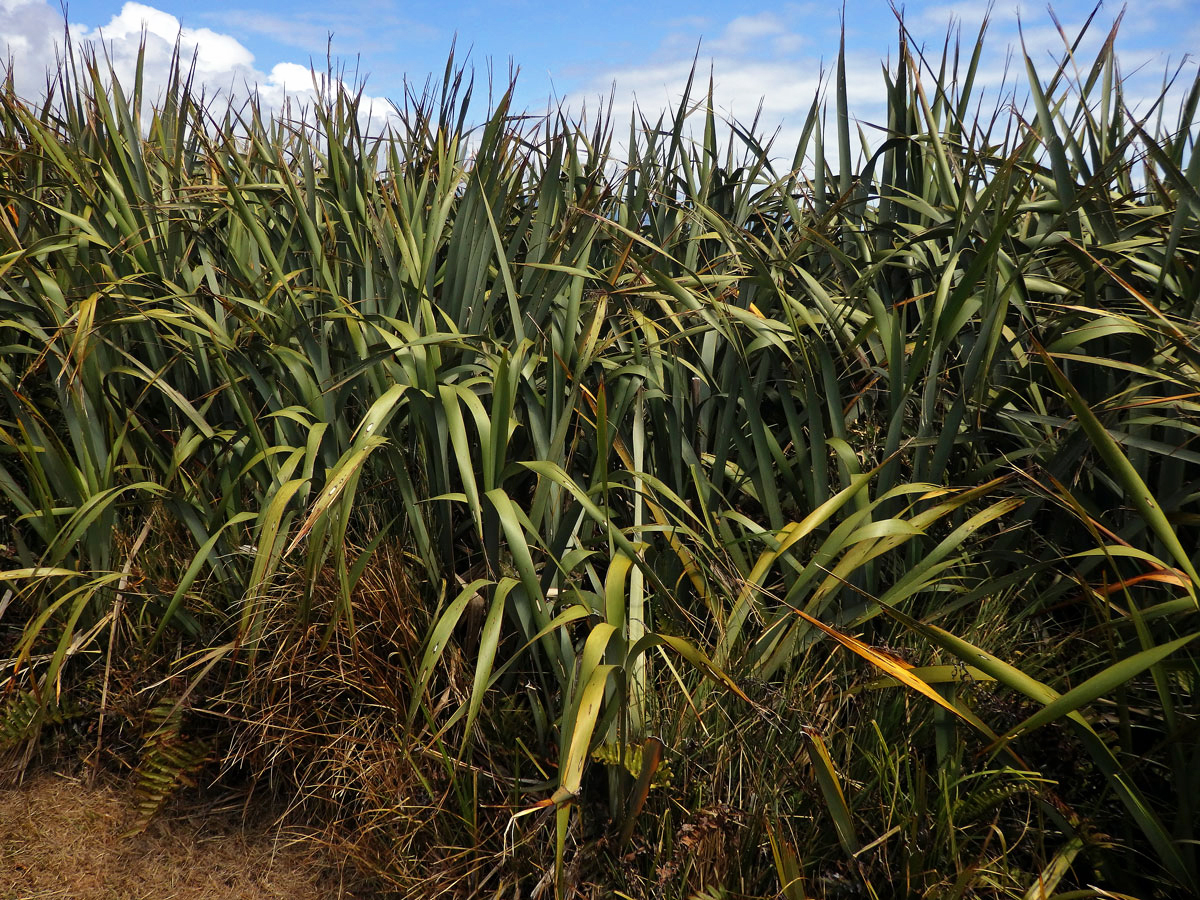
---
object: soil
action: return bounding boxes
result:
[0,769,348,900]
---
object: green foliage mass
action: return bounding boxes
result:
[1,13,1199,899]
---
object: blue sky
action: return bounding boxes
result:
[3,0,1198,144]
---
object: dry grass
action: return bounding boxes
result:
[0,769,347,900]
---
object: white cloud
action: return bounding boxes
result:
[565,12,895,169]
[915,1,1023,30]
[81,3,255,73]
[1,1,396,129]
[710,13,795,55]
[213,8,439,57]
[564,2,1198,171]
[215,11,336,55]
[1,0,73,98]
[267,62,319,93]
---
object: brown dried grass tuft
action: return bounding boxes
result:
[0,768,342,900]
[216,543,546,897]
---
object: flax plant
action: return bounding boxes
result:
[2,9,1199,897]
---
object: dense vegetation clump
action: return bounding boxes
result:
[2,14,1199,899]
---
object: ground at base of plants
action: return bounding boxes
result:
[0,767,350,900]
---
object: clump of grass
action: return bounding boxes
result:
[3,6,1200,897]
